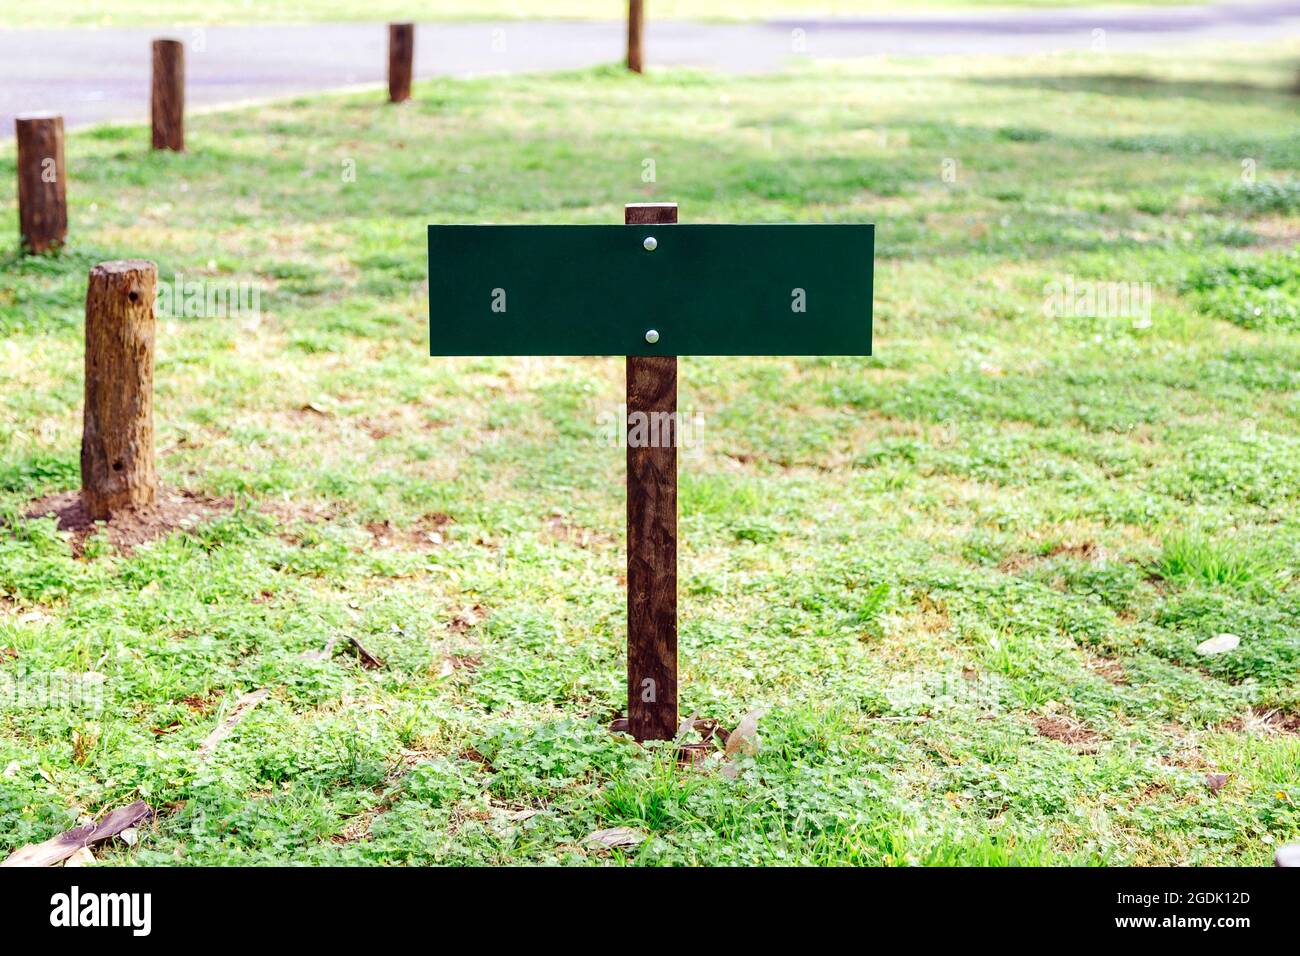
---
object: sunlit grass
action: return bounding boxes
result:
[0,42,1297,865]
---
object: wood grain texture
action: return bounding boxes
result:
[389,23,414,103]
[627,0,644,73]
[15,113,67,254]
[81,260,158,520]
[151,39,185,151]
[626,201,678,741]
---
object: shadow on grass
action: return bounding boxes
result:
[969,71,1298,104]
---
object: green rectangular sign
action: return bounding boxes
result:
[428,224,873,356]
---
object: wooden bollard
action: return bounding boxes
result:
[151,39,185,151]
[388,23,414,103]
[626,201,679,741]
[15,113,67,254]
[627,0,645,74]
[81,261,159,520]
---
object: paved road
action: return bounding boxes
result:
[3,2,1298,137]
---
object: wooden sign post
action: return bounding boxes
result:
[427,207,873,740]
[624,202,679,740]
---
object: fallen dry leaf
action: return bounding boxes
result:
[1206,773,1230,795]
[500,808,539,822]
[1196,633,1240,656]
[2,800,151,868]
[725,708,767,758]
[581,827,645,851]
[720,708,767,780]
[347,635,384,669]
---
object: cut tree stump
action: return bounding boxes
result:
[389,23,414,103]
[151,39,185,151]
[81,261,158,521]
[15,113,67,254]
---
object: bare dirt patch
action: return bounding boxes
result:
[182,690,224,716]
[1049,542,1103,561]
[1032,714,1103,752]
[1221,708,1300,735]
[1129,780,1171,807]
[999,541,1103,574]
[449,604,486,635]
[260,499,341,545]
[543,512,615,549]
[331,812,376,845]
[367,512,453,551]
[458,747,493,770]
[1084,655,1128,685]
[25,489,232,556]
[1247,217,1300,251]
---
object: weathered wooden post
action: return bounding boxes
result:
[388,23,414,103]
[625,202,678,740]
[627,0,645,74]
[151,39,185,151]
[15,113,67,254]
[81,261,158,520]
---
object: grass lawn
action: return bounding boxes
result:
[7,0,1215,29]
[1,42,1298,866]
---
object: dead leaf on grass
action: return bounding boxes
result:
[726,707,767,758]
[347,635,384,669]
[1,800,151,867]
[721,707,767,779]
[581,827,646,851]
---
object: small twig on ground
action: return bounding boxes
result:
[197,689,269,761]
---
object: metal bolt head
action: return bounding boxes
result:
[643,236,657,251]
[644,329,660,344]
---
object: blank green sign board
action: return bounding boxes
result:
[428,224,873,356]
